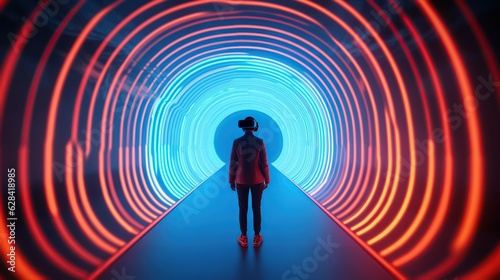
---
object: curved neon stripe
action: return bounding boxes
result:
[0,1,497,279]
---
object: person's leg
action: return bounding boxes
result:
[236,184,250,236]
[250,183,264,235]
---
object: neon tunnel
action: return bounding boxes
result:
[0,0,499,279]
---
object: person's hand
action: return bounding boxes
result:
[264,183,268,189]
[230,183,236,191]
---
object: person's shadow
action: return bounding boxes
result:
[237,242,264,279]
[254,244,260,263]
[253,244,264,279]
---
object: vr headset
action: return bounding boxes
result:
[238,117,259,131]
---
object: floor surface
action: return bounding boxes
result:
[95,166,394,280]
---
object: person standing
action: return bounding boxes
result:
[229,116,270,247]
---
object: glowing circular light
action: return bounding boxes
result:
[0,1,498,279]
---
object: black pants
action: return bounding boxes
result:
[236,183,264,235]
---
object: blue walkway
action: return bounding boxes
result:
[94,166,393,280]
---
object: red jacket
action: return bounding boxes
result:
[229,132,270,184]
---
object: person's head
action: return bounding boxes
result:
[239,116,258,132]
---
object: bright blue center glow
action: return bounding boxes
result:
[146,54,337,201]
[214,110,283,164]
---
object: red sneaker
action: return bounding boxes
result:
[238,234,248,247]
[253,234,263,247]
